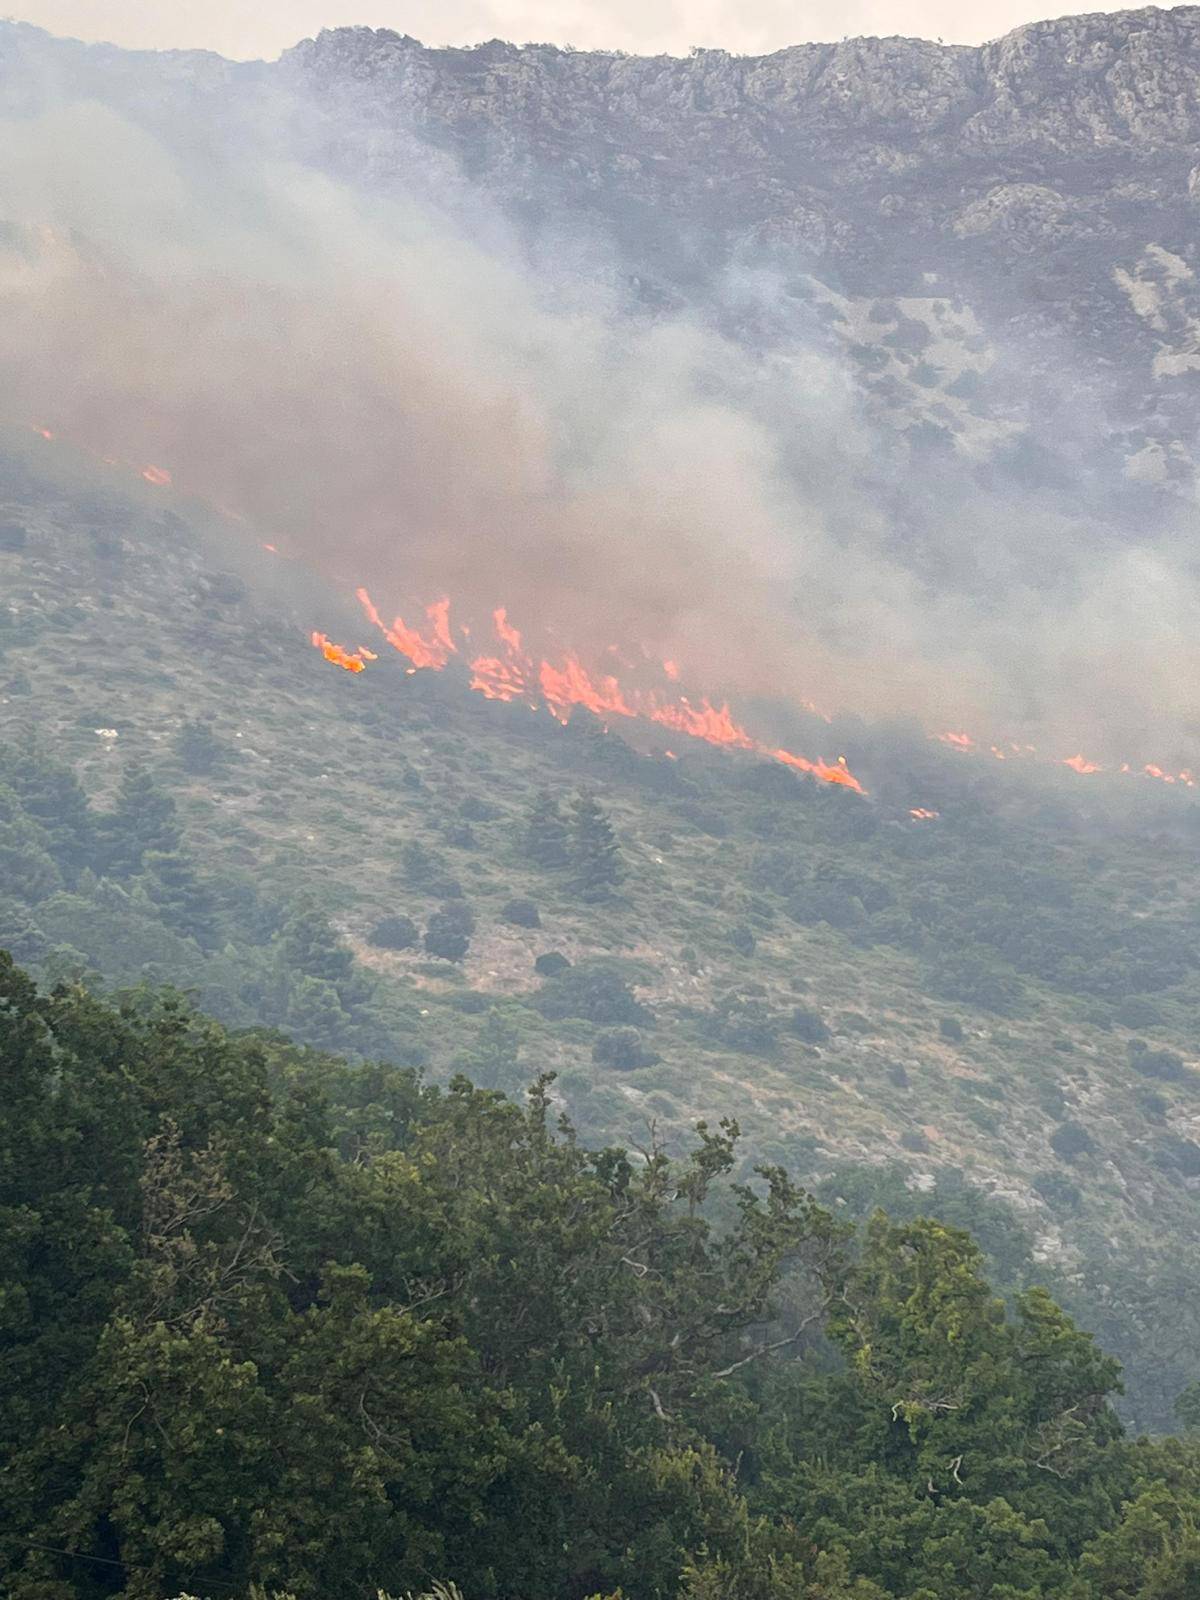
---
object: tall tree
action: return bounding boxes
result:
[139,847,219,949]
[521,790,571,869]
[569,789,623,899]
[1,734,96,878]
[101,762,181,877]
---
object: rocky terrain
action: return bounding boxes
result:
[3,7,1200,492]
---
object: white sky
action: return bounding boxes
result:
[2,2,1177,61]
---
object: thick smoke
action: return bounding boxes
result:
[0,40,1197,767]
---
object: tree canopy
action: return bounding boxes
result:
[3,954,1200,1600]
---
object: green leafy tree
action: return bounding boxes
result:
[424,900,475,963]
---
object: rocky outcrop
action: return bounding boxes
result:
[3,8,1199,485]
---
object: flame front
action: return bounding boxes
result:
[353,587,865,793]
[311,631,375,673]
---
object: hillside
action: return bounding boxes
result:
[2,437,1199,1432]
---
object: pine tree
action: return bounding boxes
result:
[102,762,181,877]
[0,783,62,903]
[459,1007,523,1094]
[568,790,622,900]
[172,718,228,775]
[522,790,571,869]
[275,898,355,989]
[424,900,475,963]
[140,848,219,949]
[2,735,96,877]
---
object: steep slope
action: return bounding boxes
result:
[1,443,1199,1429]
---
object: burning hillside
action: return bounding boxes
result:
[314,588,865,791]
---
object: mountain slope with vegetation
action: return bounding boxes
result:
[1,447,1199,1434]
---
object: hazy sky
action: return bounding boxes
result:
[4,2,1171,60]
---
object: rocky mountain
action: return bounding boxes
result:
[279,7,1200,487]
[4,7,1200,493]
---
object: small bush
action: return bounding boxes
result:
[592,1027,660,1070]
[704,994,780,1056]
[1115,996,1164,1029]
[1154,1136,1200,1178]
[887,1062,910,1089]
[900,1129,929,1153]
[534,951,571,978]
[728,924,756,957]
[1033,1169,1082,1211]
[939,1017,965,1043]
[788,1007,830,1044]
[501,898,541,929]
[460,796,502,822]
[1050,1120,1094,1161]
[0,522,28,551]
[1134,1085,1169,1120]
[369,914,420,951]
[1128,1040,1187,1082]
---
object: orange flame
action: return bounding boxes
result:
[311,631,371,673]
[141,464,172,487]
[355,588,865,793]
[1063,754,1102,775]
[910,807,939,820]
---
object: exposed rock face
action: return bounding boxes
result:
[2,7,1199,488]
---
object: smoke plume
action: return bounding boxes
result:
[0,34,1197,770]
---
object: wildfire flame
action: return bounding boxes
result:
[352,587,865,792]
[14,419,1198,799]
[311,631,375,674]
[910,808,939,821]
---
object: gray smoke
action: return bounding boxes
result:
[0,38,1197,769]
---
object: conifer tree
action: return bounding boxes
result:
[0,783,62,902]
[101,762,181,877]
[522,790,571,869]
[140,848,219,949]
[1,735,96,877]
[275,897,355,989]
[172,718,228,775]
[568,789,622,900]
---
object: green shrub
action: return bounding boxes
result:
[788,1007,830,1044]
[592,1027,660,1070]
[1050,1120,1094,1161]
[536,962,650,1027]
[501,897,541,929]
[369,915,420,951]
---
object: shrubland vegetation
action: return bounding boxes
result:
[1,458,1200,1444]
[4,952,1200,1600]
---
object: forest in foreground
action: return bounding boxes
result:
[2,952,1199,1600]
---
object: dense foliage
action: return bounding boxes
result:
[3,955,1200,1600]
